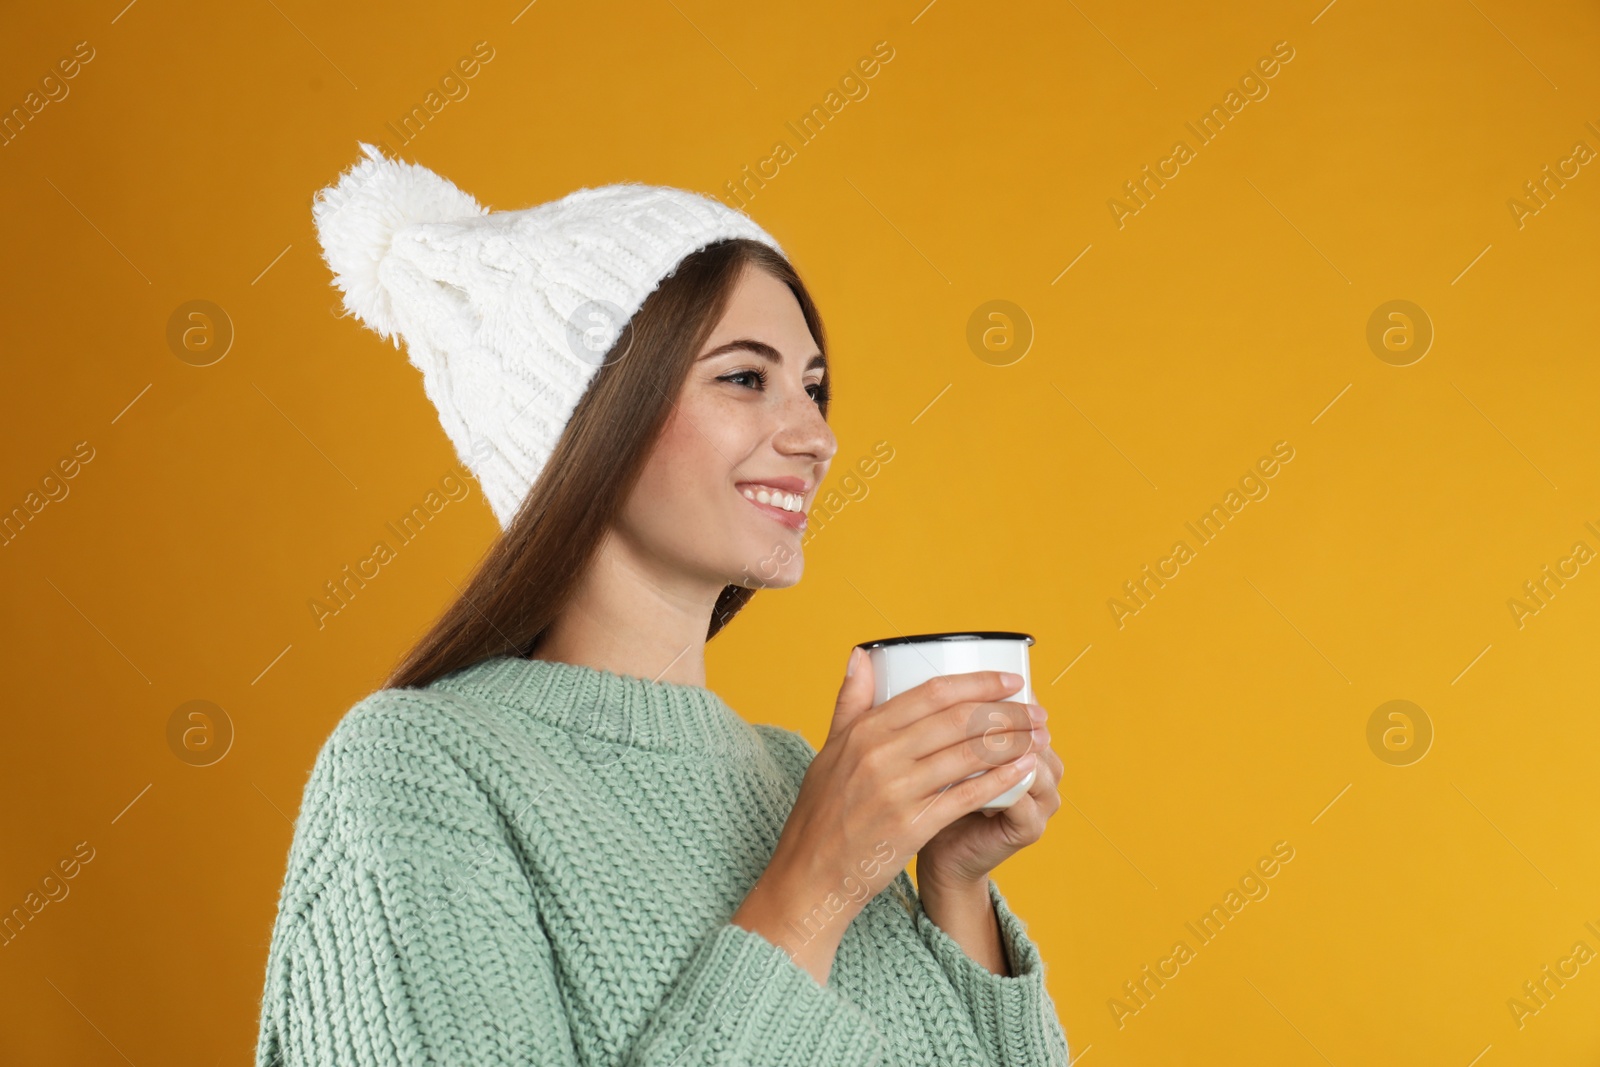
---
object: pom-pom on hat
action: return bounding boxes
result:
[311,142,787,529]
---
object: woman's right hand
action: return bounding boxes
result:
[731,646,1040,983]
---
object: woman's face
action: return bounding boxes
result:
[616,263,836,594]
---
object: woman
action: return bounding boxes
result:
[255,144,1070,1066]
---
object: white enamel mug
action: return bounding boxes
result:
[856,631,1038,811]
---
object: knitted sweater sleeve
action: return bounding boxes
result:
[256,697,889,1067]
[906,874,1072,1067]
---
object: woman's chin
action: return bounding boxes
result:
[735,558,804,590]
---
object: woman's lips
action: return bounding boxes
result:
[738,487,806,530]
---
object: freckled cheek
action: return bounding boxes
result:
[648,404,747,515]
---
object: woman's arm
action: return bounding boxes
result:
[917,873,1011,976]
[732,861,853,986]
[258,843,889,1067]
[904,872,1072,1067]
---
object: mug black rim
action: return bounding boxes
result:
[854,631,1035,650]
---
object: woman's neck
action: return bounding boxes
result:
[529,534,722,688]
[531,625,708,688]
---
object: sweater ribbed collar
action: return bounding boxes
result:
[427,654,758,756]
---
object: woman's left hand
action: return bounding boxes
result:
[916,718,1062,890]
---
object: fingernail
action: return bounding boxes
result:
[846,647,860,677]
[1000,671,1023,689]
[1028,704,1047,723]
[1015,752,1038,773]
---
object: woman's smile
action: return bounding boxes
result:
[736,478,810,530]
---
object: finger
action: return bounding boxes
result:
[904,721,1044,799]
[889,692,1036,767]
[828,646,878,736]
[968,753,1041,819]
[1028,745,1063,817]
[917,751,1038,829]
[979,748,1052,827]
[995,783,1043,822]
[875,670,1028,732]
[1043,744,1063,784]
[897,696,1043,774]
[1031,743,1063,793]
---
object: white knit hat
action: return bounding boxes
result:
[311,142,787,529]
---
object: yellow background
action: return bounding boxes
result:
[3,0,1597,1063]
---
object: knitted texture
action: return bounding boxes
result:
[311,143,788,529]
[254,655,1072,1067]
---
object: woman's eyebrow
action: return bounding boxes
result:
[698,338,826,372]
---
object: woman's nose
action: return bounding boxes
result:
[776,387,836,461]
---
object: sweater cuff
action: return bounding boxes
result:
[634,921,889,1067]
[913,879,1072,1067]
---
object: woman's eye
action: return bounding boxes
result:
[718,368,825,406]
[720,369,767,389]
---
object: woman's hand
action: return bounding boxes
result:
[915,707,1061,893]
[733,646,1040,983]
[781,648,1044,901]
[732,646,1036,979]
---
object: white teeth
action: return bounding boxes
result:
[742,485,803,512]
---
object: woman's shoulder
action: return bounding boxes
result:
[290,684,544,860]
[312,682,492,789]
[261,684,556,981]
[273,681,552,912]
[319,666,581,772]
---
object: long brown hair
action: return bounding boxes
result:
[385,237,829,691]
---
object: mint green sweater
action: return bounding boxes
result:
[254,655,1071,1066]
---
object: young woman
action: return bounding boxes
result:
[255,146,1069,1066]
